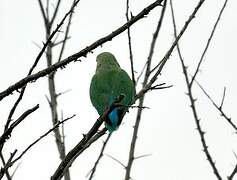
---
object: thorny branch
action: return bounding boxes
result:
[0,115,74,179]
[0,0,163,101]
[51,98,125,180]
[170,0,229,179]
[125,1,167,179]
[0,0,222,180]
[126,0,136,87]
[39,1,78,180]
[195,81,237,179]
[135,0,206,102]
[39,1,77,180]
[195,81,237,132]
[0,104,39,146]
[190,0,229,87]
[11,115,75,168]
[3,0,80,133]
[58,0,77,62]
[0,1,78,179]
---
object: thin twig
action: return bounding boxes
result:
[125,1,167,179]
[10,162,21,179]
[135,0,206,103]
[146,0,167,77]
[3,0,80,133]
[220,87,226,109]
[38,0,48,27]
[0,115,75,176]
[0,104,39,146]
[41,1,77,180]
[53,37,71,47]
[56,89,72,98]
[228,163,237,180]
[125,0,136,86]
[65,128,108,172]
[9,115,75,167]
[0,153,11,180]
[0,115,74,177]
[46,0,49,21]
[51,99,124,180]
[58,0,76,62]
[195,81,237,131]
[0,0,163,101]
[136,61,147,85]
[50,0,62,28]
[0,150,17,179]
[134,153,152,160]
[88,133,112,180]
[145,0,206,92]
[190,0,229,87]
[105,154,126,168]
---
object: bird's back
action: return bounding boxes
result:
[90,68,134,115]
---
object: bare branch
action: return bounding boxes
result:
[67,128,108,170]
[0,150,17,179]
[88,133,112,180]
[125,0,136,87]
[56,89,72,98]
[50,0,62,28]
[125,1,167,178]
[4,0,80,132]
[170,0,223,179]
[10,162,21,179]
[220,87,226,109]
[9,115,75,167]
[0,104,39,146]
[146,0,206,91]
[228,163,237,180]
[134,153,152,160]
[146,0,167,77]
[50,98,125,180]
[58,0,76,62]
[46,0,49,21]
[0,153,11,180]
[0,115,74,179]
[53,37,71,47]
[105,154,126,168]
[195,81,237,131]
[42,2,77,180]
[134,0,206,104]
[136,61,147,85]
[38,0,48,27]
[50,94,126,180]
[190,0,229,87]
[0,0,163,101]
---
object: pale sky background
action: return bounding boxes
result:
[0,0,237,180]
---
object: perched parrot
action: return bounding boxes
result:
[90,52,135,132]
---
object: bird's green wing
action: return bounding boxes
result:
[89,68,135,116]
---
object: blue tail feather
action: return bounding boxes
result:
[106,96,120,132]
[106,108,119,132]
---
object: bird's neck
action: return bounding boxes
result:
[96,65,119,73]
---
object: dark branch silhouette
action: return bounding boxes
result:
[0,0,163,101]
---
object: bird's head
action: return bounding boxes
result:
[96,52,120,72]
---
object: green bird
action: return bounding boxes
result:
[90,52,135,132]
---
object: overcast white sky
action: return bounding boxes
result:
[0,0,237,179]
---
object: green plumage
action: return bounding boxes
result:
[90,52,135,132]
